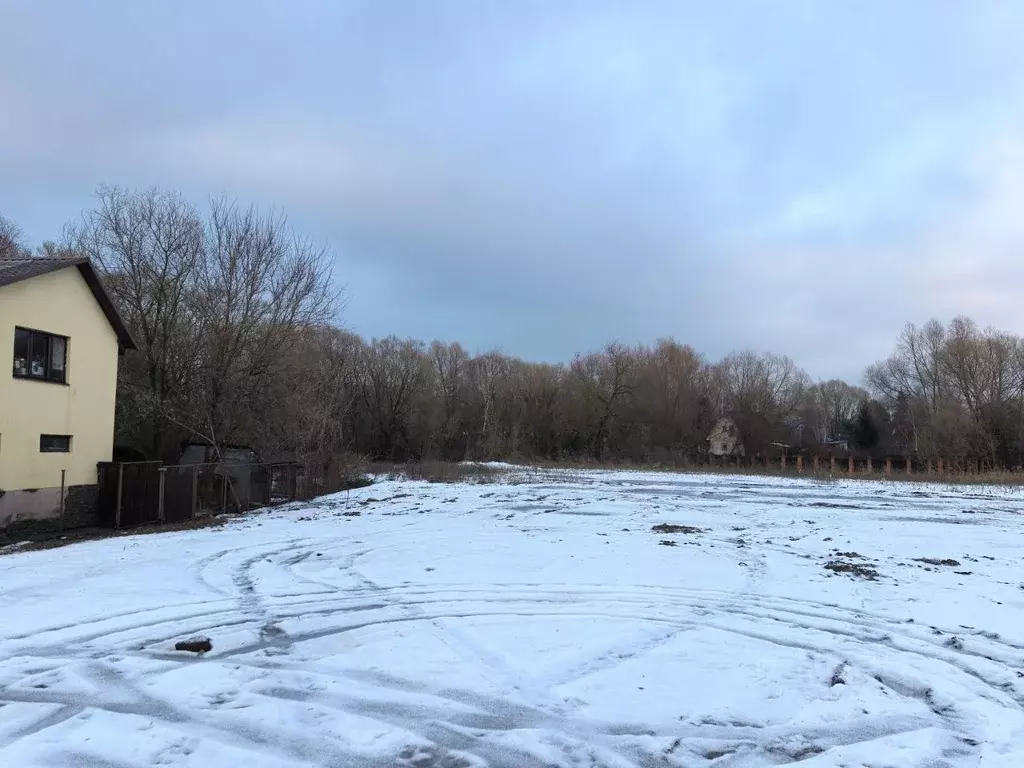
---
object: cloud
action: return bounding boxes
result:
[1,1,1024,380]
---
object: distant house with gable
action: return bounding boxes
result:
[707,417,745,458]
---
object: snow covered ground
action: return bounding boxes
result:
[2,469,1024,767]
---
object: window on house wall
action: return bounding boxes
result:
[12,328,68,383]
[40,434,72,453]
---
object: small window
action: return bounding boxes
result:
[13,328,29,377]
[40,434,71,453]
[12,327,68,383]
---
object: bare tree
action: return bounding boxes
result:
[471,351,512,458]
[189,198,338,447]
[431,341,471,459]
[717,351,808,452]
[269,326,361,460]
[805,379,868,444]
[571,343,640,460]
[517,362,566,459]
[633,339,711,461]
[357,337,432,460]
[67,186,206,458]
[0,213,28,258]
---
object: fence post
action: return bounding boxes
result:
[830,456,837,474]
[59,469,66,532]
[289,464,298,501]
[796,455,803,473]
[866,456,873,473]
[191,465,199,520]
[813,456,819,473]
[221,472,228,512]
[157,467,166,523]
[906,457,913,475]
[115,463,124,530]
[848,456,854,474]
[780,455,787,471]
[885,457,892,475]
[937,458,944,475]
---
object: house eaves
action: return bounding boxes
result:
[0,257,137,350]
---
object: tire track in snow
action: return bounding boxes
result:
[4,497,1020,768]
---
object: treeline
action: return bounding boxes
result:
[866,319,1024,467]
[5,189,1024,468]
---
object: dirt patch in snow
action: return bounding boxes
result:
[914,557,962,567]
[174,636,213,654]
[824,560,880,580]
[651,523,706,534]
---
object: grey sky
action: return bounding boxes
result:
[2,1,1023,382]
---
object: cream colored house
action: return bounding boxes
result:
[0,257,135,534]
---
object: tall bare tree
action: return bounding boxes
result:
[717,351,808,452]
[190,199,337,446]
[68,187,206,458]
[804,379,868,444]
[357,337,432,460]
[571,343,640,460]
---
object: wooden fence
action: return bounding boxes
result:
[96,460,352,530]
[704,453,1008,477]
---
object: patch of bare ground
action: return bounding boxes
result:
[174,636,213,654]
[0,517,229,556]
[704,748,737,760]
[824,560,881,580]
[829,663,848,687]
[914,557,962,567]
[651,523,706,534]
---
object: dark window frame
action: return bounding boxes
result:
[40,434,72,453]
[13,327,68,384]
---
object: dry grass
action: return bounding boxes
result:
[370,461,567,485]
[369,457,1024,490]
[504,457,1024,488]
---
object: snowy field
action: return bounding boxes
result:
[2,469,1024,767]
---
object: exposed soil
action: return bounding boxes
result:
[651,523,706,534]
[0,517,229,557]
[914,558,962,567]
[829,663,847,687]
[824,560,880,580]
[174,637,213,653]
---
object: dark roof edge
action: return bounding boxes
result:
[75,261,137,350]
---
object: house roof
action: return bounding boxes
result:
[0,257,137,349]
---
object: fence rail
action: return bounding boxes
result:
[702,452,1017,477]
[96,460,355,530]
